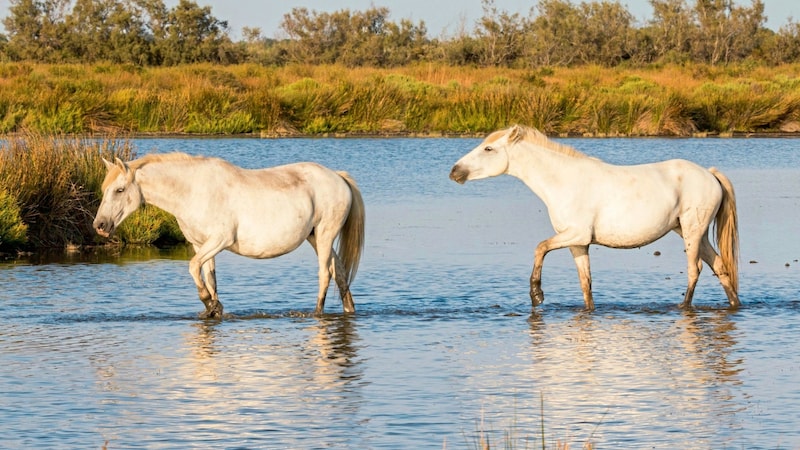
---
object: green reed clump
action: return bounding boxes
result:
[688,80,800,132]
[0,134,144,249]
[116,204,183,246]
[0,188,28,251]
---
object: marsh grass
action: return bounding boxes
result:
[454,395,599,450]
[0,134,183,250]
[2,62,800,136]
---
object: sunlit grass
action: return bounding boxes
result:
[1,62,799,136]
[0,133,184,251]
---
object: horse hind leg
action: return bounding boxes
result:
[330,251,355,313]
[680,234,703,308]
[699,237,741,308]
[307,233,335,316]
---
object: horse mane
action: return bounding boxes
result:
[507,125,590,159]
[103,152,222,191]
[128,152,210,170]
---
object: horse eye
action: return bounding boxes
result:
[484,146,493,152]
[116,187,125,193]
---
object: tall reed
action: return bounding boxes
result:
[0,134,183,250]
[2,62,800,136]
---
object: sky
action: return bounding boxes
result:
[174,0,800,38]
[0,0,798,38]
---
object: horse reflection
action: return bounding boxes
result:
[517,307,745,445]
[183,316,364,398]
[675,309,742,383]
[301,316,364,389]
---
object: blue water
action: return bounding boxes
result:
[1,136,799,448]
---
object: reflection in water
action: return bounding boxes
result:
[167,315,367,447]
[675,309,743,384]
[508,308,749,447]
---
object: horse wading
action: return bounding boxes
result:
[450,125,739,310]
[93,153,365,319]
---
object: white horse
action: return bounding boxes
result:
[93,153,365,319]
[450,125,739,310]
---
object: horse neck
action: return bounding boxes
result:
[135,161,196,216]
[506,142,587,205]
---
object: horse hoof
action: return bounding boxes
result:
[198,303,224,320]
[530,289,545,307]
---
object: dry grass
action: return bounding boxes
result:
[3,62,800,136]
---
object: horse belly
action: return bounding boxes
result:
[226,196,313,258]
[592,203,678,248]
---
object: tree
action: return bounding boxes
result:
[157,0,237,65]
[692,0,766,64]
[3,0,70,61]
[278,6,428,67]
[474,0,528,67]
[647,0,694,62]
[528,0,584,66]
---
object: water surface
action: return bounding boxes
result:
[2,137,799,448]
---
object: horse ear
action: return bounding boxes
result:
[114,157,134,181]
[102,157,115,171]
[508,124,522,142]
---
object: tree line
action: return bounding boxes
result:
[1,0,799,67]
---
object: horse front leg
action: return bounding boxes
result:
[530,240,550,307]
[530,231,592,308]
[190,241,229,320]
[569,245,594,310]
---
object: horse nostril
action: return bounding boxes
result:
[449,165,467,184]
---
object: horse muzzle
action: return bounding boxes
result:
[93,217,114,238]
[449,165,469,184]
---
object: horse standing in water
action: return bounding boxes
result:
[450,125,740,310]
[93,153,365,319]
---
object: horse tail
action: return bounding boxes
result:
[336,171,365,286]
[709,167,739,293]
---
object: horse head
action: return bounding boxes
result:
[93,157,143,238]
[449,125,518,184]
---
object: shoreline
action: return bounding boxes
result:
[5,130,800,140]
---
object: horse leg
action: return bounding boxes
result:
[202,257,218,313]
[569,245,594,310]
[190,240,229,320]
[331,251,356,313]
[306,234,335,316]
[529,240,548,306]
[530,231,591,308]
[699,237,741,308]
[680,234,703,309]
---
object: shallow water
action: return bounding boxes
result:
[2,137,799,448]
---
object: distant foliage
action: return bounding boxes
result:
[1,0,798,67]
